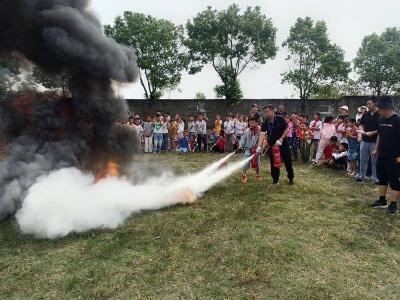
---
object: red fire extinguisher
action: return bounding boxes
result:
[272,146,282,169]
[250,147,259,169]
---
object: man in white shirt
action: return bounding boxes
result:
[309,112,323,160]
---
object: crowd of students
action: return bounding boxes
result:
[123,106,261,154]
[125,99,378,182]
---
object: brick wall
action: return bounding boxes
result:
[127,96,400,127]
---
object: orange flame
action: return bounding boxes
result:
[95,160,120,182]
[177,187,197,204]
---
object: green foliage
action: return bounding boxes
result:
[195,92,206,100]
[0,58,21,99]
[31,67,71,97]
[186,4,277,102]
[282,17,350,100]
[214,68,243,101]
[311,79,371,99]
[104,12,188,100]
[311,84,341,99]
[354,27,400,96]
[338,79,371,96]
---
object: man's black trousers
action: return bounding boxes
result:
[268,145,294,183]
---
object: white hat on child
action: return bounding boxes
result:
[358,106,368,113]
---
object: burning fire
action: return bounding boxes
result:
[177,187,197,204]
[95,160,120,182]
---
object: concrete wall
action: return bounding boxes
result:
[126,96,400,125]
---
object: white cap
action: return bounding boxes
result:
[339,138,348,145]
[358,106,368,113]
[339,105,349,111]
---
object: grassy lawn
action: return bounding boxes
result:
[1,153,400,299]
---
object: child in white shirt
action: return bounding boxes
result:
[196,113,207,152]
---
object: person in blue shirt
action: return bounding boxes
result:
[179,130,190,153]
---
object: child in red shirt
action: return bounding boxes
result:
[315,135,339,166]
[296,123,314,163]
[210,130,225,153]
[212,135,226,153]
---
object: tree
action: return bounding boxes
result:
[31,67,71,97]
[104,12,188,100]
[0,58,21,99]
[195,92,206,100]
[310,84,341,99]
[186,4,277,103]
[213,68,243,100]
[282,17,350,101]
[354,27,400,97]
[310,79,371,99]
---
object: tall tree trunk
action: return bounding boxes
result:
[139,74,150,100]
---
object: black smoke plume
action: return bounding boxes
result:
[0,0,139,218]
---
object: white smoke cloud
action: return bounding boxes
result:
[16,153,250,239]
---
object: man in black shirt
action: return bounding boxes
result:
[371,96,400,215]
[257,105,294,185]
[355,96,380,183]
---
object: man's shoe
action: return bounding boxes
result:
[355,178,365,183]
[288,179,294,185]
[272,181,279,185]
[370,199,388,209]
[255,175,262,182]
[388,202,398,215]
[241,175,248,183]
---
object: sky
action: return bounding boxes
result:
[91,0,399,99]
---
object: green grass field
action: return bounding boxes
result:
[1,153,400,299]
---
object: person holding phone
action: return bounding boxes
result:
[356,96,380,183]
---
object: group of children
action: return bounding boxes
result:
[281,111,362,176]
[312,116,361,176]
[123,106,366,180]
[123,112,252,154]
